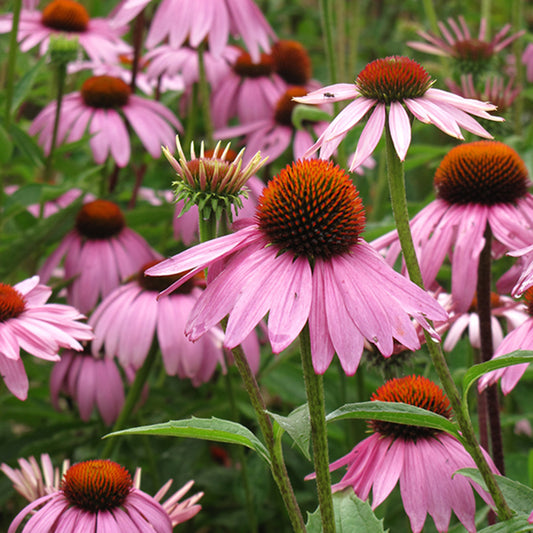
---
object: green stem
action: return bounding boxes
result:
[319,0,338,86]
[198,211,218,243]
[44,62,67,183]
[4,0,22,129]
[197,43,214,145]
[102,345,158,458]
[421,0,440,35]
[231,345,306,533]
[300,324,335,533]
[384,122,512,520]
[481,0,492,38]
[223,364,258,533]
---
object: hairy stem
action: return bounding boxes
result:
[384,123,512,520]
[300,324,335,532]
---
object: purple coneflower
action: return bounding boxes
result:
[1,454,68,503]
[440,292,527,352]
[479,288,533,394]
[326,375,497,533]
[50,347,126,425]
[8,459,202,532]
[111,0,275,62]
[407,16,524,70]
[523,44,533,82]
[216,86,333,165]
[39,199,157,314]
[293,56,502,171]
[373,141,533,312]
[0,0,130,63]
[147,159,446,375]
[29,75,181,168]
[0,276,92,400]
[90,260,260,384]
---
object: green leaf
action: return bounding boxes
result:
[0,121,13,164]
[9,122,44,166]
[478,516,533,533]
[306,490,388,533]
[12,55,47,113]
[327,401,461,440]
[268,403,311,460]
[105,417,271,465]
[462,351,533,402]
[458,468,533,514]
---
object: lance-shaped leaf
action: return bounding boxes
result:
[268,403,311,460]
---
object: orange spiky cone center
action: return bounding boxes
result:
[75,200,126,239]
[0,284,26,322]
[41,0,89,32]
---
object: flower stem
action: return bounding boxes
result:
[319,0,338,86]
[299,324,335,532]
[223,362,258,533]
[384,122,512,520]
[231,345,307,533]
[4,0,22,129]
[129,10,145,93]
[476,225,505,474]
[44,62,67,183]
[197,43,214,145]
[102,345,158,459]
[198,212,218,243]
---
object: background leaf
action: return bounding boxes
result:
[268,403,311,460]
[105,417,271,464]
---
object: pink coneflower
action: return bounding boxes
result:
[0,0,130,63]
[479,288,533,395]
[145,44,238,92]
[1,454,68,502]
[8,459,202,532]
[216,86,333,164]
[68,57,185,96]
[39,199,157,314]
[50,347,126,426]
[446,74,521,115]
[111,0,275,62]
[147,159,446,375]
[90,260,260,384]
[325,375,497,533]
[408,17,524,71]
[293,56,502,172]
[373,141,533,312]
[440,292,527,352]
[29,75,182,168]
[0,276,92,401]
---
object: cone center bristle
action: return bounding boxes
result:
[41,0,89,33]
[435,141,529,205]
[356,56,432,104]
[75,200,126,239]
[256,159,366,259]
[274,86,309,126]
[370,375,452,441]
[81,76,131,109]
[61,460,132,512]
[0,284,26,323]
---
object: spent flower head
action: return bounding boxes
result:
[164,136,268,222]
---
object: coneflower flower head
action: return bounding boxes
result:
[294,55,502,171]
[327,375,497,533]
[164,136,268,222]
[408,16,525,77]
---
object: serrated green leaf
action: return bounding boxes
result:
[306,490,388,533]
[105,417,271,465]
[462,351,533,403]
[326,401,461,440]
[268,404,311,460]
[458,468,533,514]
[478,516,533,533]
